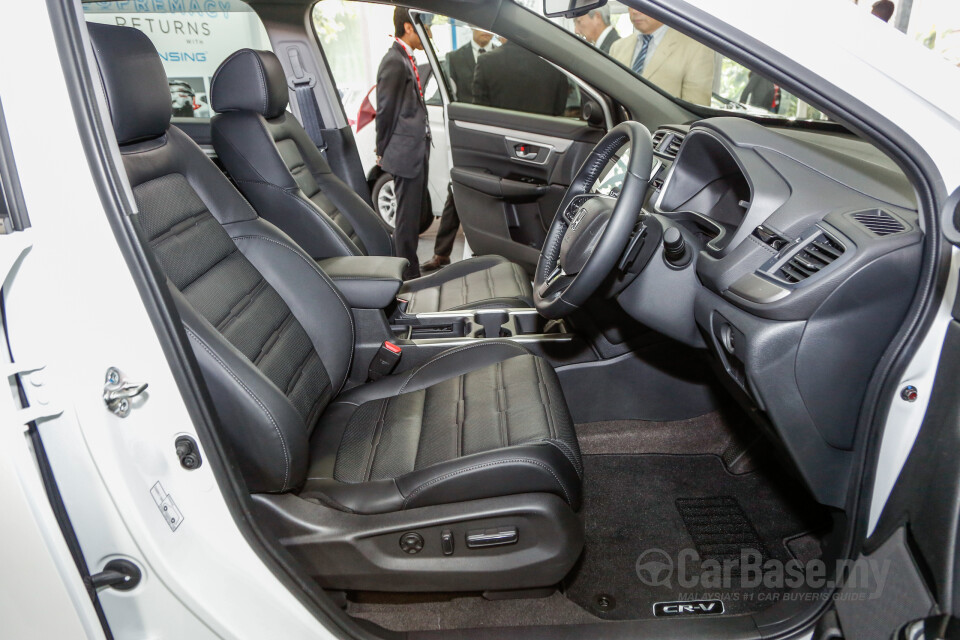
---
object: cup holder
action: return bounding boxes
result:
[474,310,511,338]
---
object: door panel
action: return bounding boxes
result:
[448,102,603,273]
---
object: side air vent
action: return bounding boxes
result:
[851,209,906,236]
[776,231,845,284]
[665,132,685,158]
[652,130,686,160]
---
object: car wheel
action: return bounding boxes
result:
[372,173,435,234]
[372,173,398,230]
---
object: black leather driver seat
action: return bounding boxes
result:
[87,23,581,520]
[207,49,534,314]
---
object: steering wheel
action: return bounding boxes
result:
[535,121,654,319]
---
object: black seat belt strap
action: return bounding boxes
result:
[285,46,327,153]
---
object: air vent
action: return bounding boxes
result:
[665,132,685,158]
[652,130,686,160]
[851,209,905,236]
[776,232,844,284]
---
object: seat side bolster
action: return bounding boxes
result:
[299,477,404,514]
[225,219,356,397]
[233,180,363,259]
[172,286,310,494]
[285,121,395,257]
[396,444,582,511]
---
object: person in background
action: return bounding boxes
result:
[376,8,431,280]
[422,28,495,272]
[609,9,714,106]
[574,6,621,54]
[871,0,895,23]
[473,37,568,116]
[446,28,494,103]
[740,71,781,113]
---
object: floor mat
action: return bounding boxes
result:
[563,454,827,620]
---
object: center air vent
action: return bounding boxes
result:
[775,231,845,284]
[850,209,906,236]
[653,130,686,160]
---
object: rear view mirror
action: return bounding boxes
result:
[543,0,607,18]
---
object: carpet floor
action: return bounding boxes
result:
[562,453,827,620]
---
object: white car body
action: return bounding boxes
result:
[0,0,958,638]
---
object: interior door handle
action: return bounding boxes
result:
[513,143,539,160]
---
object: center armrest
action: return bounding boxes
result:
[317,256,409,309]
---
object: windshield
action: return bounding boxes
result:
[514,0,959,122]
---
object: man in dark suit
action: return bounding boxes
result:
[574,6,620,54]
[446,28,494,104]
[473,38,568,117]
[422,28,495,272]
[376,8,431,280]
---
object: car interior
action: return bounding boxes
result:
[81,0,925,637]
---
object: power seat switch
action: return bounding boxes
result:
[441,529,455,556]
[368,341,402,381]
[466,526,518,549]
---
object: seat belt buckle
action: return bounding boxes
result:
[368,341,402,381]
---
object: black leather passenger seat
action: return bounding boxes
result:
[208,48,534,314]
[87,22,583,591]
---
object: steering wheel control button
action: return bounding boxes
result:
[399,532,424,554]
[466,526,519,549]
[663,227,691,267]
[441,529,455,556]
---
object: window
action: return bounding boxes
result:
[312,1,586,121]
[517,0,823,119]
[520,0,960,120]
[420,16,585,119]
[83,1,272,119]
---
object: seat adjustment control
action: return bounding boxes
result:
[399,532,424,554]
[441,529,454,556]
[466,526,518,549]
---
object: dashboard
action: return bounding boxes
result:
[613,117,923,508]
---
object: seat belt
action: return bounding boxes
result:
[285,46,327,153]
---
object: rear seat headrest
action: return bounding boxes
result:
[211,49,289,119]
[87,22,171,145]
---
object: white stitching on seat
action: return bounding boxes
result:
[185,327,291,491]
[401,456,572,507]
[397,341,529,394]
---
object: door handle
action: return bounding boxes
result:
[513,143,539,160]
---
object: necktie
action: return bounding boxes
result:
[394,38,423,99]
[478,48,486,54]
[632,34,653,75]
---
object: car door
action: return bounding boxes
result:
[816,188,960,640]
[417,17,609,273]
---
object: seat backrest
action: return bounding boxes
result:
[209,49,394,260]
[88,22,355,494]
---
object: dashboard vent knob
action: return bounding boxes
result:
[851,209,906,236]
[776,232,844,283]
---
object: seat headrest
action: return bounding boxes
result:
[211,49,289,119]
[87,22,171,145]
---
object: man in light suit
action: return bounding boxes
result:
[609,9,714,106]
[573,6,620,54]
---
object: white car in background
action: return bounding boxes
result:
[351,66,450,231]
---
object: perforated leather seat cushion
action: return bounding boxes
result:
[306,344,582,513]
[399,255,533,314]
